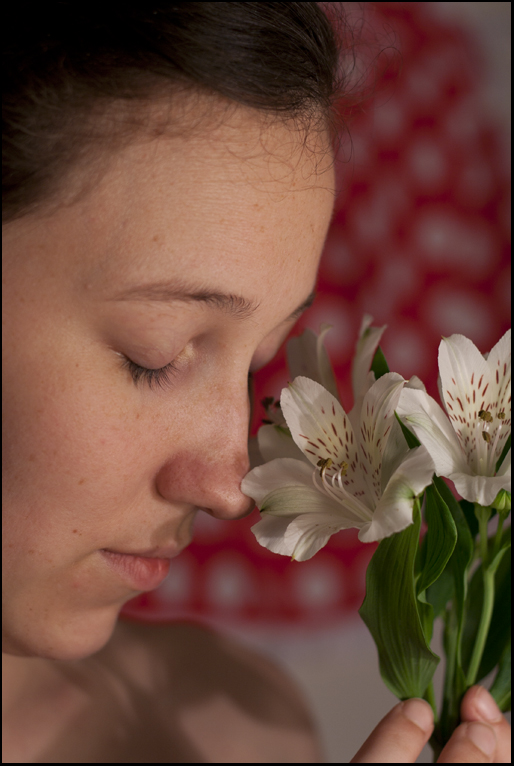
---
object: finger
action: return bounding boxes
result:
[350,698,433,763]
[460,686,511,763]
[437,721,497,763]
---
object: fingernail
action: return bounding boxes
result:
[466,722,496,757]
[474,688,502,722]
[401,698,433,732]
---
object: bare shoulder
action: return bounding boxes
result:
[113,618,324,763]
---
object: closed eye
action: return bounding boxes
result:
[121,356,180,390]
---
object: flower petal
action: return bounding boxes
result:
[240,457,313,507]
[257,423,307,463]
[286,325,339,399]
[438,334,491,471]
[439,334,490,417]
[380,412,410,492]
[487,328,511,377]
[280,376,358,478]
[406,375,426,392]
[253,507,354,561]
[359,446,435,543]
[451,468,511,507]
[351,314,387,403]
[288,511,352,561]
[439,333,511,474]
[358,372,406,504]
[484,329,511,467]
[251,514,300,557]
[396,387,468,477]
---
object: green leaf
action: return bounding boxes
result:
[359,503,439,700]
[432,478,474,641]
[417,484,457,597]
[370,345,389,380]
[459,499,479,540]
[496,434,511,473]
[395,411,421,449]
[416,591,436,649]
[489,638,511,713]
[433,478,474,741]
[426,566,454,619]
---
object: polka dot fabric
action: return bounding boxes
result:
[122,2,511,629]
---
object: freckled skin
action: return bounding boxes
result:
[2,98,335,662]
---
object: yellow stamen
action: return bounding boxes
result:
[317,457,333,476]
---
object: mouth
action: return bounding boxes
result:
[100,546,180,591]
[102,544,181,559]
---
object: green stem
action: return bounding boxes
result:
[441,605,458,744]
[466,566,495,686]
[467,505,496,688]
[474,504,491,566]
[492,512,506,560]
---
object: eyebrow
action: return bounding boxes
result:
[111,280,317,323]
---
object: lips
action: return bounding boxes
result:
[100,546,178,591]
[103,545,180,560]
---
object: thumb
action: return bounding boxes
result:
[351,699,433,763]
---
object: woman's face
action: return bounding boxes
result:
[2,102,335,660]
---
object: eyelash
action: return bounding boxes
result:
[122,352,255,393]
[121,356,180,390]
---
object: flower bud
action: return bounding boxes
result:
[492,489,511,513]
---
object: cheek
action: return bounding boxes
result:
[2,355,157,553]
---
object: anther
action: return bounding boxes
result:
[317,457,333,476]
[479,410,493,423]
[498,412,506,420]
[482,431,491,443]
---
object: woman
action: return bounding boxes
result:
[3,3,510,762]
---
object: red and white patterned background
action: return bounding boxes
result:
[122,2,511,630]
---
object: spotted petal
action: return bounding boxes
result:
[357,372,406,505]
[280,376,359,482]
[439,333,511,475]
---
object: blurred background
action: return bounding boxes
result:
[122,3,511,761]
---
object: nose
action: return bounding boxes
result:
[155,375,256,520]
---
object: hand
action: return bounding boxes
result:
[351,686,511,763]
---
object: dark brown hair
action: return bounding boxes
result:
[3,2,360,222]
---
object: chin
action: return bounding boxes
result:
[2,602,122,661]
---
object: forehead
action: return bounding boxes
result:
[7,101,336,308]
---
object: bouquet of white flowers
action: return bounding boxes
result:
[242,316,511,761]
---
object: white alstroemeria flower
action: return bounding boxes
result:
[241,374,435,561]
[256,323,339,465]
[397,330,511,507]
[257,316,393,464]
